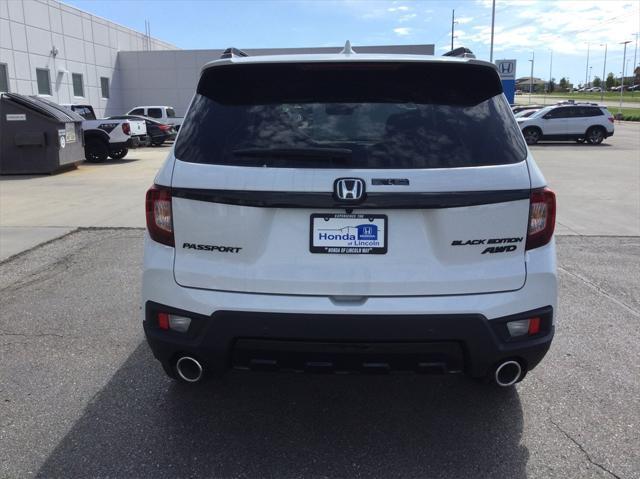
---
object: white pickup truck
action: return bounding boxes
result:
[62,104,148,162]
[126,106,184,131]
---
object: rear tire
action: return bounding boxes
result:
[523,127,541,145]
[109,147,128,160]
[586,126,605,145]
[85,138,109,163]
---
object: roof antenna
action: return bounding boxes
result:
[340,40,355,55]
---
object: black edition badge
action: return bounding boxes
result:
[451,237,523,254]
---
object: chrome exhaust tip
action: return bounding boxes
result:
[494,360,522,387]
[175,356,204,383]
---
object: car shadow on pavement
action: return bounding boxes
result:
[530,142,613,147]
[37,343,527,479]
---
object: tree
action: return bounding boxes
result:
[559,77,568,91]
[606,72,616,89]
[592,76,601,87]
[548,77,556,93]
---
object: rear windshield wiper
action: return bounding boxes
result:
[232,147,352,160]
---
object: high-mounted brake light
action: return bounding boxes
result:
[526,187,556,250]
[145,184,174,246]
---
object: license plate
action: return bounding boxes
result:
[310,214,387,254]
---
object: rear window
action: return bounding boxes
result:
[175,62,527,169]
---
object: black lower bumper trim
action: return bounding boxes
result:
[143,302,554,378]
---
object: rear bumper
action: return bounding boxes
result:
[143,302,553,378]
[142,234,557,379]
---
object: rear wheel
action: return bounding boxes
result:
[586,126,605,145]
[85,138,109,163]
[109,147,129,160]
[522,127,541,145]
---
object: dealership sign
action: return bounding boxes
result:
[496,59,517,104]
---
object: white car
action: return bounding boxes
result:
[517,103,614,145]
[142,47,557,387]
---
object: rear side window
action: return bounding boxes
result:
[175,62,527,169]
[130,108,144,115]
[148,108,162,118]
[166,108,176,118]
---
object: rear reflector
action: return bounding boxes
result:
[528,317,541,335]
[145,184,174,246]
[157,312,170,330]
[526,187,556,250]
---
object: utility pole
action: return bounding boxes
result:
[529,51,535,104]
[601,43,607,102]
[633,33,639,72]
[451,10,457,51]
[620,40,631,113]
[548,50,553,94]
[489,0,496,62]
[585,43,590,87]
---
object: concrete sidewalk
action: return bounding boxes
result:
[0,146,168,260]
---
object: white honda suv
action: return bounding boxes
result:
[517,102,614,145]
[143,48,557,387]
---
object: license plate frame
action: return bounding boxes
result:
[309,213,388,254]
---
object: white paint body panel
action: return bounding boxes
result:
[171,159,532,296]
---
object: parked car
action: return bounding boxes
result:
[108,115,176,146]
[514,108,540,118]
[517,103,614,145]
[62,104,147,161]
[143,47,557,387]
[512,104,545,114]
[127,106,184,131]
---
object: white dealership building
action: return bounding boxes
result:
[1,0,434,117]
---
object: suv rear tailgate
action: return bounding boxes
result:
[171,162,530,296]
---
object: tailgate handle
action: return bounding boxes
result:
[329,296,367,306]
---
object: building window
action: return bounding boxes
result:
[72,73,84,97]
[100,77,109,98]
[36,68,51,95]
[0,63,9,92]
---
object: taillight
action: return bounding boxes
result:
[122,122,131,135]
[158,124,171,131]
[608,116,614,123]
[526,187,556,250]
[145,185,174,246]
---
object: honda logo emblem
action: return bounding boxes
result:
[500,63,513,74]
[334,178,365,201]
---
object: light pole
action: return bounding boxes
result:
[600,43,607,102]
[588,66,593,88]
[451,10,457,51]
[619,40,631,113]
[529,51,535,104]
[585,42,591,87]
[489,0,496,62]
[548,50,553,95]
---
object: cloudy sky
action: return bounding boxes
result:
[68,0,640,86]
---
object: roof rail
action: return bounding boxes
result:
[442,47,476,59]
[220,47,249,59]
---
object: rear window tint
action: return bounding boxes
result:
[175,62,527,169]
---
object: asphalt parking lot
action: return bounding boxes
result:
[1,124,639,478]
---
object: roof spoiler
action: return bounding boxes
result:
[443,47,476,59]
[220,47,249,59]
